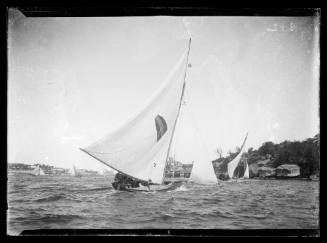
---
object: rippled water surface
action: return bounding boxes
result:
[7,173,319,235]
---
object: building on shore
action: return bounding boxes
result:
[78,169,99,176]
[8,163,70,175]
[51,167,69,175]
[163,157,193,183]
[8,163,33,171]
[276,164,300,178]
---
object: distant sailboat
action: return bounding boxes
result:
[81,39,193,191]
[243,161,249,179]
[32,165,45,176]
[71,164,82,177]
[227,133,248,180]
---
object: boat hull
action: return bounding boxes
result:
[112,181,182,192]
[275,175,301,179]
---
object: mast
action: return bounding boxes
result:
[161,38,192,184]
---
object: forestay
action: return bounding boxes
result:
[227,133,248,179]
[81,47,189,184]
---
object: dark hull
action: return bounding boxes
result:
[112,181,182,192]
[276,175,301,179]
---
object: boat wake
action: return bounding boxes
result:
[141,191,158,195]
[173,184,189,192]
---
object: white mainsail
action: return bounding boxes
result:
[81,40,191,184]
[243,162,249,179]
[227,133,248,179]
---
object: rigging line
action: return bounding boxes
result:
[161,38,192,184]
[170,106,184,161]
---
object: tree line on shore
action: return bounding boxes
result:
[214,133,320,178]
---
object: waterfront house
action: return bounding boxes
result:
[276,164,300,178]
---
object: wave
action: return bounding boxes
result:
[7,177,319,230]
[71,186,112,192]
[156,212,175,221]
[11,184,27,190]
[13,214,84,225]
[141,191,157,195]
[172,185,189,192]
[187,210,235,220]
[38,186,68,191]
[105,189,122,196]
[239,212,273,219]
[34,194,67,203]
[39,214,84,224]
[201,197,223,204]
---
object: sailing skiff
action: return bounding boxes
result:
[227,133,248,180]
[81,39,193,191]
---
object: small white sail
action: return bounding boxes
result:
[32,166,38,176]
[32,165,45,176]
[32,165,39,176]
[70,165,75,176]
[73,165,77,176]
[227,133,248,179]
[71,164,81,177]
[39,167,45,176]
[81,42,190,184]
[243,162,249,179]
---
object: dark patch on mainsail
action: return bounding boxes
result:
[155,115,167,142]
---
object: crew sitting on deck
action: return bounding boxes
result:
[147,179,152,190]
[113,173,142,189]
[137,179,153,190]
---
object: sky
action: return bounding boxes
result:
[8,9,320,171]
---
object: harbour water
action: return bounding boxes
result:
[7,173,319,235]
